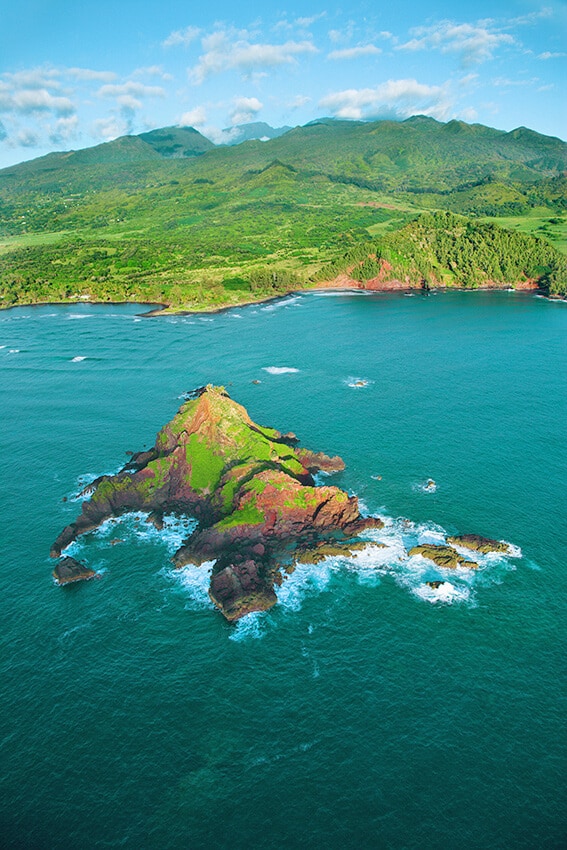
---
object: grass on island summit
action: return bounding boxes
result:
[1,116,566,310]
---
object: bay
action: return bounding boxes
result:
[0,291,565,849]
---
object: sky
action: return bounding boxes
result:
[0,0,565,168]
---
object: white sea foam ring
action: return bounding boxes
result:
[413,479,437,493]
[413,582,470,604]
[262,366,300,374]
[71,356,86,362]
[345,376,372,388]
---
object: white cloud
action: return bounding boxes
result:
[132,66,173,81]
[538,51,566,59]
[509,8,553,27]
[328,22,355,44]
[97,82,166,100]
[0,85,75,116]
[295,14,326,28]
[67,68,117,82]
[162,26,201,48]
[179,106,207,126]
[49,114,79,143]
[92,116,124,140]
[201,125,241,145]
[189,30,318,83]
[396,21,515,66]
[492,76,539,87]
[319,79,452,121]
[230,96,263,125]
[287,95,311,109]
[328,45,382,60]
[459,107,478,122]
[2,68,62,90]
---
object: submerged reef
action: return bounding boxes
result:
[51,385,380,620]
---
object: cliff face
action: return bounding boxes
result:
[51,386,380,620]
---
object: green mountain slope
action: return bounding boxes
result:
[0,117,566,308]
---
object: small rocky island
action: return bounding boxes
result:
[51,385,515,619]
[51,385,382,620]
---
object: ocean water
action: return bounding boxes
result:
[0,291,565,849]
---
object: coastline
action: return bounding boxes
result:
[1,278,563,318]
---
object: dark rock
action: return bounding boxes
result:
[53,557,96,585]
[146,511,164,530]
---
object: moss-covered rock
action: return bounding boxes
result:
[408,544,478,570]
[446,534,509,554]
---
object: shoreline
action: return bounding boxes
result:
[1,281,564,317]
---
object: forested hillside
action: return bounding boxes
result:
[1,117,566,308]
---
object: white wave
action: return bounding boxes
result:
[311,291,354,298]
[260,296,301,312]
[0,345,5,349]
[66,313,92,319]
[416,527,446,546]
[229,611,267,641]
[7,349,20,354]
[169,561,215,611]
[276,561,335,611]
[72,468,124,500]
[344,376,373,388]
[262,366,300,374]
[502,541,522,558]
[413,581,471,605]
[413,479,437,494]
[71,356,86,362]
[92,511,198,554]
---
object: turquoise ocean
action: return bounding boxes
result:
[0,291,565,848]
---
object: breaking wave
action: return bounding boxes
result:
[263,366,300,374]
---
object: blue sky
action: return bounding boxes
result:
[0,0,565,168]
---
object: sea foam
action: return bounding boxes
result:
[263,366,300,374]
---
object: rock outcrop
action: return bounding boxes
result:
[408,544,478,570]
[52,556,96,585]
[446,534,510,554]
[51,385,381,620]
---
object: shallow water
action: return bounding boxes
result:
[0,292,565,848]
